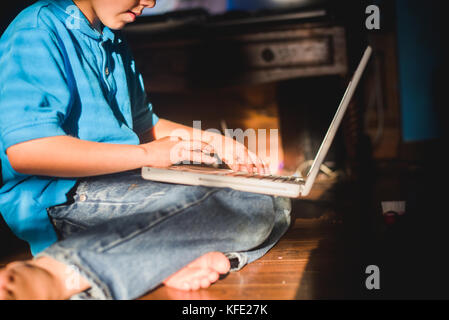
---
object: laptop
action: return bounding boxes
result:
[142,46,372,198]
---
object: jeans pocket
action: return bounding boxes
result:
[46,180,85,219]
[47,204,69,219]
[48,213,88,240]
[47,206,58,218]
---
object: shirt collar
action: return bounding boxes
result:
[48,0,121,44]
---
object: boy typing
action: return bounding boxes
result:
[0,0,291,299]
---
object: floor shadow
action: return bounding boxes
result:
[294,179,366,299]
[295,142,449,299]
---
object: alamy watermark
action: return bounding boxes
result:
[366,5,381,30]
[65,264,82,291]
[365,265,380,290]
[168,120,279,169]
[65,4,381,31]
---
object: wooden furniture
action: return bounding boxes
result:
[125,19,350,176]
[125,21,348,92]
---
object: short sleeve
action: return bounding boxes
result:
[132,71,159,135]
[121,40,159,135]
[0,28,71,152]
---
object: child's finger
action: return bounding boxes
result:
[261,158,271,174]
[238,150,259,174]
[182,140,215,154]
[219,157,237,171]
[247,151,265,175]
[188,150,217,165]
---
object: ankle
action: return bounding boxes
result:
[31,257,91,299]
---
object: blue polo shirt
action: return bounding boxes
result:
[0,0,159,255]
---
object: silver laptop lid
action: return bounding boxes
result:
[301,46,372,196]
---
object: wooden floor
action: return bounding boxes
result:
[2,157,449,299]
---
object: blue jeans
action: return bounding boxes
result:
[35,170,292,300]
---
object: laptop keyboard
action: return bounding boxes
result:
[169,164,305,184]
[224,171,305,184]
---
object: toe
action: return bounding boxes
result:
[208,271,219,283]
[200,277,211,289]
[181,282,190,291]
[208,252,231,274]
[190,278,200,291]
[217,257,231,274]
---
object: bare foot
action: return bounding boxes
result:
[0,257,90,300]
[163,252,230,291]
[0,252,231,299]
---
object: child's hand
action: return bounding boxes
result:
[212,136,270,175]
[142,136,218,168]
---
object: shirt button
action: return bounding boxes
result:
[79,194,87,202]
[105,67,110,76]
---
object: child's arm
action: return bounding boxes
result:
[7,117,268,178]
[6,129,217,178]
[7,136,148,177]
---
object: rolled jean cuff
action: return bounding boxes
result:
[224,196,292,272]
[224,252,248,272]
[34,246,113,300]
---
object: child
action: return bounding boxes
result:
[0,0,291,300]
